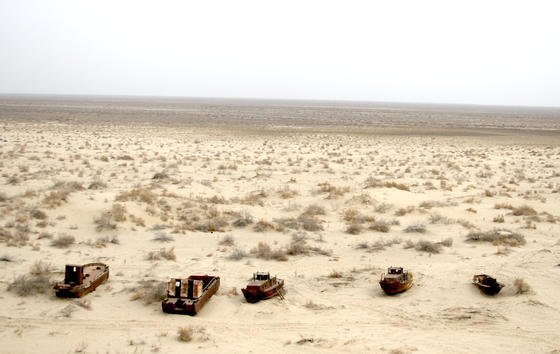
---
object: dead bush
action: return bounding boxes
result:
[466,229,526,247]
[277,186,299,199]
[429,213,455,225]
[50,233,75,248]
[177,326,193,342]
[128,280,166,304]
[94,212,117,232]
[146,247,176,261]
[316,182,349,198]
[404,222,427,233]
[345,223,364,235]
[232,211,253,227]
[219,235,235,246]
[301,204,326,217]
[369,220,391,233]
[513,278,532,294]
[512,205,537,216]
[415,240,442,254]
[228,247,247,261]
[250,242,288,261]
[116,187,157,205]
[152,232,174,242]
[30,209,47,220]
[329,270,343,278]
[177,326,208,342]
[494,202,513,210]
[253,219,275,232]
[365,177,410,191]
[8,261,54,296]
[493,214,505,223]
[395,206,416,216]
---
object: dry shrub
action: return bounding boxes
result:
[50,233,75,248]
[395,206,416,216]
[440,237,453,247]
[128,280,166,304]
[329,270,343,278]
[250,242,288,261]
[88,180,107,190]
[93,235,120,247]
[110,203,127,221]
[152,232,174,242]
[177,326,193,342]
[404,222,427,233]
[146,247,176,261]
[403,240,415,249]
[466,229,526,247]
[43,181,84,207]
[231,211,253,227]
[369,220,391,233]
[152,172,169,180]
[275,215,324,232]
[30,209,48,220]
[299,216,324,232]
[219,235,235,246]
[94,213,117,232]
[374,203,393,214]
[277,186,299,199]
[316,182,349,198]
[228,247,247,260]
[177,326,208,342]
[301,204,326,217]
[287,236,331,257]
[494,202,513,210]
[239,190,268,206]
[345,223,363,235]
[457,219,477,229]
[493,214,505,223]
[365,177,410,191]
[116,187,157,205]
[429,213,455,225]
[8,261,54,296]
[0,254,14,262]
[342,208,374,224]
[253,219,275,232]
[512,205,537,216]
[513,278,531,294]
[415,240,442,254]
[43,190,71,208]
[195,217,228,233]
[368,238,401,251]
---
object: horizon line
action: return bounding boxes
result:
[1,92,559,110]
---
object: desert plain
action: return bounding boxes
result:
[0,97,560,353]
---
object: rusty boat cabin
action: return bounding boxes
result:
[472,274,504,295]
[162,275,220,315]
[54,263,109,298]
[242,271,284,303]
[379,266,413,295]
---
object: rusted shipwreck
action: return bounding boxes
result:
[54,263,109,298]
[242,272,284,303]
[379,267,413,295]
[472,274,504,295]
[162,275,220,315]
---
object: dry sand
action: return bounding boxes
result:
[1,98,560,353]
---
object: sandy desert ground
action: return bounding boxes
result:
[1,98,560,353]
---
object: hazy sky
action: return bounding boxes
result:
[1,1,559,106]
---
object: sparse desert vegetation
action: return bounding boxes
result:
[1,100,559,353]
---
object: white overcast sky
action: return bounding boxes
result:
[1,0,559,106]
